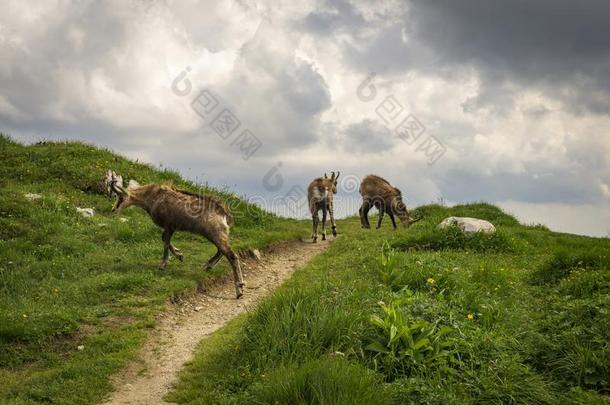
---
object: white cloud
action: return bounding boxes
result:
[0,0,608,236]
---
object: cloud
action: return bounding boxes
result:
[341,119,394,153]
[0,0,608,236]
[343,0,610,115]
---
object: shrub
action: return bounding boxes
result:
[365,298,455,379]
[558,269,610,298]
[531,248,610,285]
[393,226,514,253]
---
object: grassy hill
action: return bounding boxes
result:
[168,204,610,404]
[0,134,304,404]
[2,134,609,404]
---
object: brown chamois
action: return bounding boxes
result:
[307,171,339,242]
[359,174,420,230]
[108,172,245,298]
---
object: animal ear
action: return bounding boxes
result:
[127,179,140,190]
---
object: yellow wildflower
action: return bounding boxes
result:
[467,314,474,321]
[427,278,436,285]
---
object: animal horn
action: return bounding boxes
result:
[335,171,340,180]
[109,173,127,196]
[408,216,422,224]
[324,172,328,179]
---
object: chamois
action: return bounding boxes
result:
[359,174,420,230]
[307,172,339,242]
[108,172,245,298]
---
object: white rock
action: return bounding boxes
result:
[77,345,85,351]
[76,207,95,218]
[438,217,496,235]
[24,193,42,200]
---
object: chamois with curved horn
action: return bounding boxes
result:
[108,171,245,298]
[307,171,339,242]
[359,174,420,230]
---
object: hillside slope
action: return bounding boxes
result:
[169,204,610,404]
[0,134,304,404]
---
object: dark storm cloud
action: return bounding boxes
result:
[343,119,394,153]
[340,0,610,114]
[439,168,602,205]
[300,0,365,36]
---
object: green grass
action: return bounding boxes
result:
[0,134,305,404]
[169,203,610,404]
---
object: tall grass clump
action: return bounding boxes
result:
[249,357,389,405]
[234,287,363,370]
[393,226,514,253]
[531,248,610,285]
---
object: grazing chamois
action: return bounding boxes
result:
[307,172,339,242]
[359,174,420,230]
[108,172,245,298]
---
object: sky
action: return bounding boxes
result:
[1,0,609,237]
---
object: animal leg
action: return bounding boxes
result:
[217,241,244,299]
[204,249,223,271]
[159,229,173,269]
[376,204,385,229]
[388,211,398,230]
[321,206,328,241]
[329,203,337,237]
[360,200,371,229]
[311,210,320,242]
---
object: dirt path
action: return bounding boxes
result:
[102,239,331,405]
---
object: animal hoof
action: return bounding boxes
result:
[312,237,318,243]
[332,230,337,237]
[322,234,327,241]
[177,254,184,262]
[159,262,167,270]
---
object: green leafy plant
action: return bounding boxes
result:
[366,298,455,378]
[377,241,408,291]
